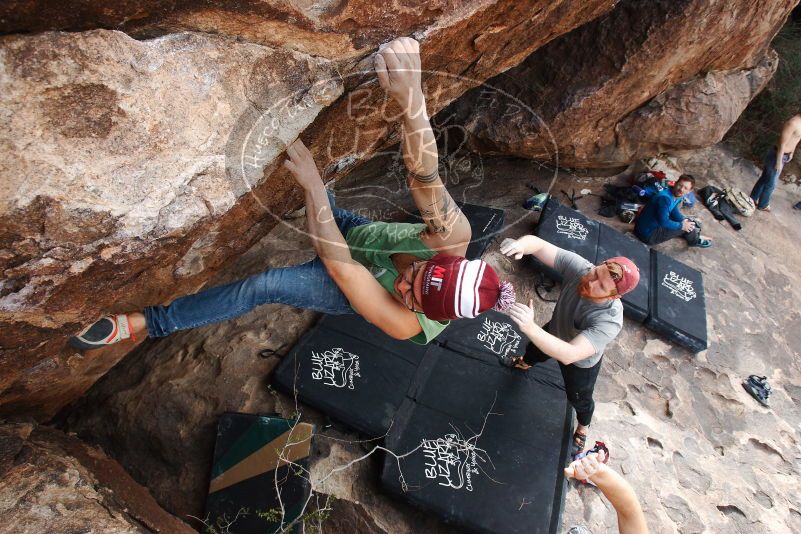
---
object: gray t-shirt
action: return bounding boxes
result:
[549,250,623,368]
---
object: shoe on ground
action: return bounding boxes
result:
[757,205,771,212]
[742,375,771,407]
[692,238,712,248]
[69,314,134,350]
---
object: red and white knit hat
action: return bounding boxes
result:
[420,254,515,321]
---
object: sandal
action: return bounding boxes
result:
[498,354,531,370]
[69,314,135,350]
[742,375,771,407]
[571,429,588,458]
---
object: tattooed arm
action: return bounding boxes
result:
[375,37,471,255]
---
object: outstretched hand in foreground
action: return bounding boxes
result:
[564,450,649,534]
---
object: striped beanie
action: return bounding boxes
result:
[420,253,515,321]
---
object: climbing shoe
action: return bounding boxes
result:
[69,314,135,350]
[742,375,771,407]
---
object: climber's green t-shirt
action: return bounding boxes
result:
[345,221,449,345]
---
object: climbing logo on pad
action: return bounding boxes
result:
[661,271,696,302]
[310,347,361,389]
[555,215,589,241]
[421,433,488,492]
[476,317,521,356]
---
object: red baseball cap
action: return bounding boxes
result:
[603,256,640,296]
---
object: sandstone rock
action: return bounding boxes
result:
[455,0,795,167]
[0,29,342,420]
[614,52,778,164]
[0,1,612,63]
[323,496,388,533]
[1,0,617,420]
[0,421,193,533]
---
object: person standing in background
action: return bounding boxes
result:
[751,114,801,212]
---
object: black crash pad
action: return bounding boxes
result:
[595,224,651,323]
[382,351,571,533]
[272,314,431,438]
[645,250,708,352]
[436,310,526,365]
[535,200,600,275]
[205,413,313,533]
[407,202,505,260]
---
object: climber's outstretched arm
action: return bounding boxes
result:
[283,139,422,340]
[375,37,471,255]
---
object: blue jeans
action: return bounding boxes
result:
[144,193,372,337]
[751,147,788,209]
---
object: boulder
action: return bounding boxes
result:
[0,29,343,420]
[0,0,616,420]
[0,421,193,533]
[614,52,777,164]
[454,0,795,167]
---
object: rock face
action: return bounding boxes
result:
[0,0,611,63]
[0,28,343,420]
[0,421,194,533]
[59,145,801,532]
[0,0,617,420]
[454,0,795,167]
[614,52,778,162]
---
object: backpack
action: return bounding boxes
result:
[722,187,755,217]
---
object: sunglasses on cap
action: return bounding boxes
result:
[603,261,624,283]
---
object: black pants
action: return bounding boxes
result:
[642,220,701,246]
[523,338,602,427]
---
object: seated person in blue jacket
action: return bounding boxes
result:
[70,37,515,351]
[634,174,712,249]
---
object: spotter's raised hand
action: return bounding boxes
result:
[500,238,526,260]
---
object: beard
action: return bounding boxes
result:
[577,276,611,303]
